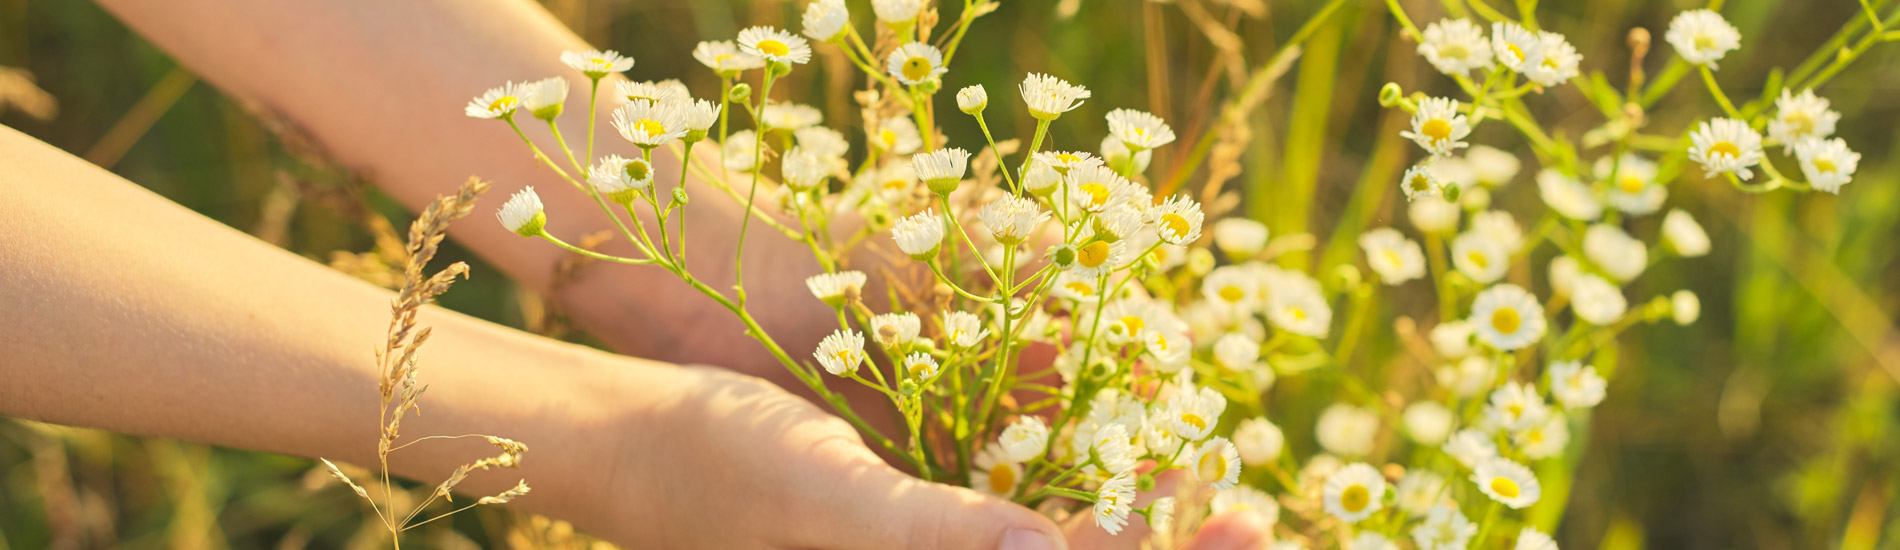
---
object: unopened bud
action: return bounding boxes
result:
[728,83,752,102]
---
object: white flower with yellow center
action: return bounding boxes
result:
[1212,486,1280,527]
[587,155,653,203]
[1431,320,1474,359]
[1534,169,1600,221]
[1360,228,1426,285]
[1232,417,1284,466]
[942,310,991,349]
[1470,284,1546,351]
[800,0,850,42]
[1412,503,1477,550]
[1091,423,1139,474]
[761,102,823,130]
[890,208,945,260]
[1796,137,1860,194]
[1583,224,1647,282]
[1317,403,1378,457]
[1053,239,1124,280]
[561,49,633,79]
[1409,195,1461,233]
[1467,211,1521,254]
[1094,470,1136,535]
[1484,381,1551,433]
[1213,332,1261,372]
[1101,135,1153,174]
[1524,31,1581,87]
[611,100,688,148]
[1403,402,1455,446]
[1547,255,1581,296]
[1165,385,1227,441]
[885,42,946,85]
[1666,9,1741,68]
[1420,18,1493,75]
[1472,457,1541,508]
[737,26,812,64]
[971,445,1022,497]
[518,77,569,121]
[1517,412,1569,460]
[912,148,971,195]
[1106,108,1176,151]
[780,147,831,191]
[1212,218,1270,259]
[614,80,688,104]
[1674,290,1701,325]
[1689,117,1764,179]
[957,84,988,114]
[1193,436,1243,490]
[1052,270,1103,301]
[1350,533,1399,550]
[793,126,849,160]
[1020,72,1091,120]
[1399,163,1446,201]
[870,162,917,201]
[680,99,720,137]
[692,40,764,75]
[1491,22,1545,74]
[1570,274,1627,325]
[1768,88,1839,150]
[804,271,866,307]
[902,351,939,380]
[1065,163,1137,213]
[1594,154,1665,215]
[868,115,922,155]
[1394,472,1446,516]
[978,196,1049,247]
[1145,496,1176,533]
[1467,145,1522,187]
[1323,462,1387,523]
[1514,527,1559,550]
[998,417,1049,463]
[871,0,922,23]
[813,329,866,375]
[1033,150,1100,175]
[1145,329,1191,371]
[465,82,522,119]
[1268,285,1332,338]
[496,187,546,237]
[722,130,760,172]
[1151,195,1204,245]
[1451,231,1509,284]
[1548,360,1606,409]
[1443,429,1498,468]
[870,312,921,348]
[1090,204,1146,243]
[1402,97,1472,156]
[1662,209,1710,257]
[1437,355,1495,398]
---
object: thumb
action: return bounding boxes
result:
[796,456,1067,550]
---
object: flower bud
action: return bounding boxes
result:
[728,83,752,102]
[957,84,988,115]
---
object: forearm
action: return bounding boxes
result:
[0,125,668,533]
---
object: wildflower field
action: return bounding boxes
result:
[3,0,1899,548]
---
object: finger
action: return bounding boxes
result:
[1179,511,1272,550]
[789,449,1066,550]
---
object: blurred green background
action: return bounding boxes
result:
[2,0,1897,548]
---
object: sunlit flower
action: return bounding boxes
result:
[1570,274,1627,325]
[1021,72,1092,120]
[1443,429,1499,468]
[1689,118,1764,179]
[738,26,812,64]
[1107,108,1176,151]
[588,155,652,203]
[1412,503,1478,550]
[1213,218,1270,259]
[1420,19,1494,75]
[1472,457,1541,508]
[800,0,850,42]
[1055,239,1124,279]
[1022,160,1063,196]
[943,310,990,348]
[1267,283,1332,338]
[858,115,919,156]
[1194,437,1243,490]
[693,40,765,75]
[813,329,867,375]
[496,187,546,236]
[1066,163,1138,213]
[1452,231,1509,284]
[978,196,1049,247]
[1403,97,1472,156]
[913,148,972,195]
[1536,169,1602,221]
[1514,527,1559,550]
[1662,209,1710,257]
[1165,385,1228,441]
[1396,471,1448,515]
[1549,255,1581,296]
[1431,320,1475,359]
[762,102,824,130]
[870,312,921,348]
[1213,332,1261,372]
[890,208,945,260]
[1092,423,1139,474]
[1491,22,1544,74]
[1524,30,1581,87]
[1323,462,1387,523]
[1796,137,1860,194]
[1549,360,1607,409]
[561,49,634,78]
[1438,355,1495,398]
[1101,135,1153,174]
[971,445,1022,497]
[1145,329,1192,371]
[1467,145,1522,187]
[781,147,831,191]
[1349,533,1399,550]
[1409,195,1461,233]
[611,100,688,148]
[887,42,947,85]
[614,80,685,105]
[1151,195,1205,245]
[902,351,939,380]
[1517,412,1569,459]
[1485,381,1551,433]
[1404,402,1455,445]
[1200,265,1258,312]
[1597,154,1666,215]
[1583,224,1647,282]
[518,77,568,121]
[1470,284,1546,351]
[871,0,923,24]
[722,130,760,172]
[1211,486,1280,527]
[1146,496,1176,533]
[1673,290,1701,325]
[1768,88,1839,150]
[957,84,988,114]
[1666,9,1741,67]
[805,271,866,307]
[1400,163,1445,201]
[1360,228,1426,284]
[998,416,1049,463]
[465,82,522,119]
[1317,403,1378,457]
[1094,470,1136,535]
[1233,417,1284,465]
[1034,150,1100,175]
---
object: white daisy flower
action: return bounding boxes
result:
[761,102,824,130]
[1164,385,1227,441]
[1403,402,1455,445]
[1066,163,1138,213]
[615,80,689,104]
[1536,168,1603,221]
[465,82,522,119]
[1689,117,1764,179]
[1443,429,1499,469]
[1470,210,1523,253]
[1193,436,1243,490]
[957,84,988,114]
[1663,209,1711,257]
[1468,145,1523,187]
[1034,150,1101,175]
[791,127,848,161]
[1106,108,1176,151]
[813,329,867,375]
[1396,471,1448,516]
[869,115,923,155]
[1470,284,1547,351]
[1052,270,1104,301]
[1518,412,1570,460]
[1549,360,1607,409]
[1515,527,1559,550]
[1597,154,1666,215]
[781,147,832,191]
[1768,88,1839,150]
[1053,239,1124,279]
[737,26,812,64]
[1146,496,1176,533]
[721,130,761,172]
[1211,486,1280,527]
[1400,163,1446,201]
[890,208,945,260]
[1212,218,1270,259]
[1213,332,1261,372]
[1583,224,1647,282]
[1570,274,1627,325]
[1091,423,1139,474]
[1472,457,1541,508]
[496,187,546,237]
[1094,470,1136,535]
[680,99,720,137]
[805,271,866,306]
[1020,72,1091,120]
[1673,290,1701,325]
[886,42,947,85]
[998,417,1049,463]
[692,40,765,75]
[1151,195,1205,245]
[912,148,972,195]
[1796,137,1860,194]
[1412,503,1478,550]
[561,49,634,78]
[1232,417,1284,466]
[1267,284,1331,338]
[1548,255,1581,296]
[1101,135,1153,174]
[1491,21,1544,74]
[611,100,688,148]
[1431,320,1475,359]
[1145,329,1192,371]
[971,445,1022,497]
[800,0,850,42]
[1322,462,1388,523]
[1420,18,1494,75]
[978,196,1048,247]
[902,351,939,380]
[871,0,923,23]
[1665,9,1741,68]
[1358,228,1426,284]
[1452,231,1509,284]
[518,77,568,121]
[1523,30,1582,87]
[1316,403,1378,457]
[1349,533,1399,550]
[868,162,918,200]
[588,155,653,203]
[870,312,921,348]
[1409,195,1462,233]
[1437,355,1495,398]
[1484,381,1551,434]
[1402,97,1472,156]
[942,310,991,348]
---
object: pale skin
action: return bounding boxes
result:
[0,0,1272,548]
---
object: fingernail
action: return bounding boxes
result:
[999,528,1061,550]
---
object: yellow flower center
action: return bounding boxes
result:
[1197,449,1227,481]
[1078,241,1113,268]
[1341,485,1371,512]
[1507,403,1524,418]
[1180,413,1206,432]
[1491,307,1522,334]
[1693,35,1715,50]
[1467,251,1490,269]
[1218,285,1246,303]
[902,57,933,82]
[625,160,651,182]
[832,350,855,364]
[1421,118,1454,143]
[1410,174,1433,193]
[1490,477,1521,499]
[1618,175,1645,193]
[635,118,667,137]
[1160,213,1192,240]
[1153,334,1171,351]
[1287,306,1309,322]
[988,464,1017,494]
[1785,112,1814,135]
[1080,183,1111,207]
[1506,43,1526,64]
[714,53,734,66]
[1813,158,1838,174]
[1441,44,1469,60]
[1056,153,1081,165]
[1381,249,1403,269]
[1709,141,1741,160]
[488,96,519,112]
[1118,316,1145,335]
[1065,282,1095,297]
[757,39,791,57]
[882,179,907,191]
